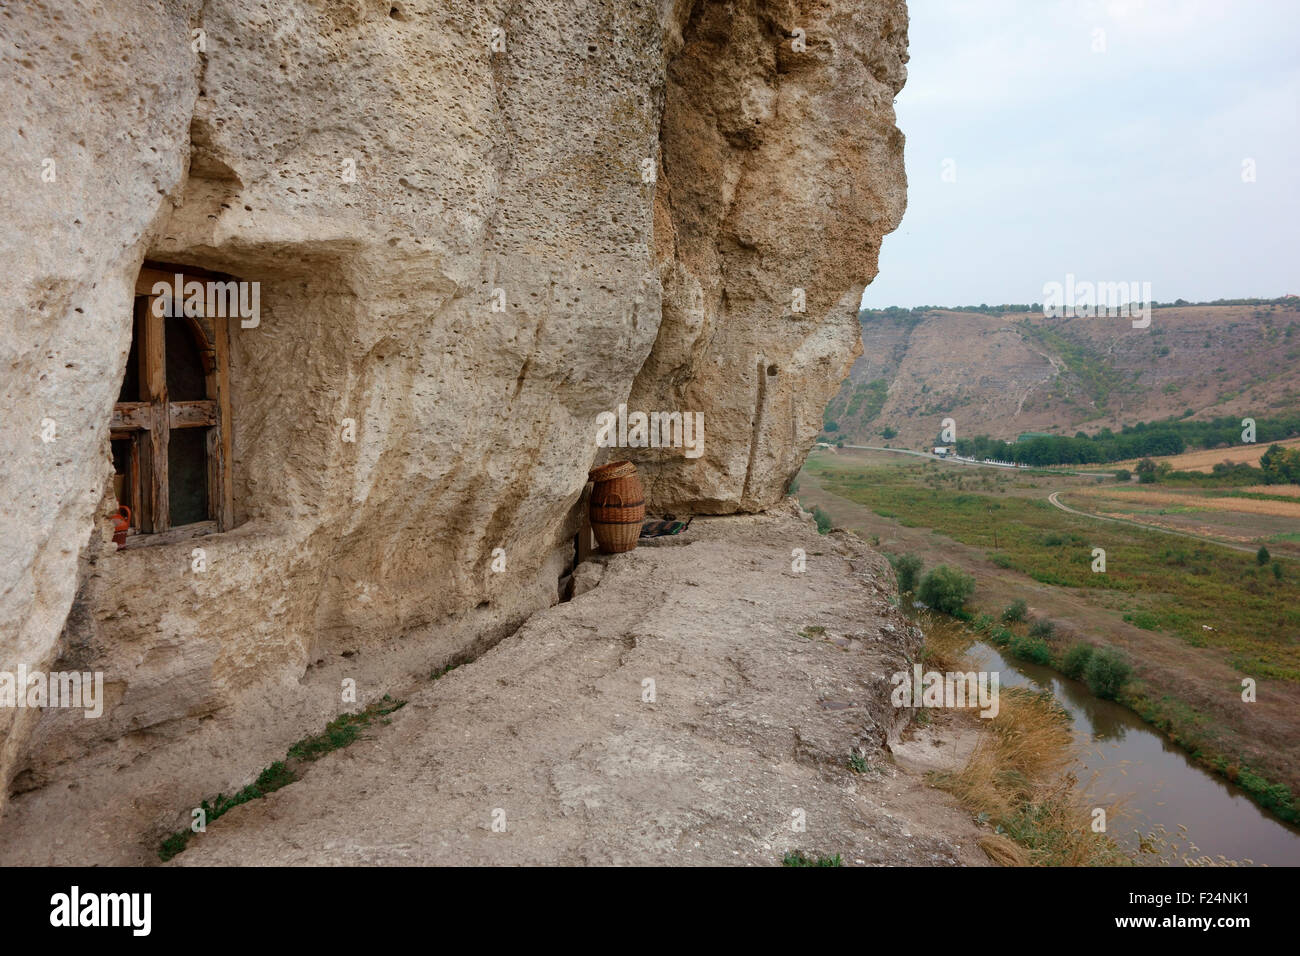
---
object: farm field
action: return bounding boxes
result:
[1060,484,1300,558]
[797,446,1300,821]
[1102,435,1300,473]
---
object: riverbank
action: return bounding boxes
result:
[922,612,1300,865]
[797,449,1300,831]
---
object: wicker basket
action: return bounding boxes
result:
[588,460,645,553]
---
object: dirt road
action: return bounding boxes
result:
[1046,491,1258,555]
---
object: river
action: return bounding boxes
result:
[961,633,1300,866]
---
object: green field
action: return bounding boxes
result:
[800,449,1300,823]
[803,455,1300,681]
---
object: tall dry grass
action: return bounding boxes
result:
[932,686,1131,866]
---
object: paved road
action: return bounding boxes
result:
[840,445,1113,478]
[1046,491,1257,555]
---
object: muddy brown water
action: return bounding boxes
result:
[965,635,1300,866]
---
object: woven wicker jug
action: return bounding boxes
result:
[588,460,645,553]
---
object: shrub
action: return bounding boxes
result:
[1257,545,1271,566]
[1084,649,1132,700]
[812,506,833,534]
[1009,634,1053,665]
[917,565,975,615]
[1001,599,1028,624]
[1123,610,1161,630]
[989,627,1014,648]
[889,553,924,593]
[1028,619,1055,640]
[1114,468,1131,482]
[1060,644,1095,680]
[973,613,996,634]
[1273,561,1284,581]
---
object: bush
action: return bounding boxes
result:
[1027,619,1055,640]
[1257,545,1271,566]
[1001,599,1028,624]
[889,553,924,593]
[917,565,975,615]
[1123,610,1161,631]
[1084,648,1132,700]
[989,627,1013,648]
[1273,561,1284,581]
[812,506,833,534]
[973,613,996,634]
[1008,634,1053,665]
[1114,468,1131,482]
[1061,644,1095,680]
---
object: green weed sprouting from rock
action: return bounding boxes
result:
[782,851,843,867]
[158,695,406,861]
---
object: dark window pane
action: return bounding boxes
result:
[119,300,144,402]
[168,427,208,526]
[165,317,207,401]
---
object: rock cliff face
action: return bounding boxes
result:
[626,0,907,510]
[0,0,906,821]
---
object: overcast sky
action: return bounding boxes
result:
[861,0,1300,309]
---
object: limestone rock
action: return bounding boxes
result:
[0,0,907,820]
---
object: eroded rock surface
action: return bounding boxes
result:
[0,0,907,825]
[626,0,908,512]
[161,506,980,867]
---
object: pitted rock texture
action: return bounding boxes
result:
[155,507,978,867]
[0,0,907,819]
[624,0,908,511]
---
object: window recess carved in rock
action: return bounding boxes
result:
[111,264,235,546]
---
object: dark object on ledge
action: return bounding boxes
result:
[640,516,693,538]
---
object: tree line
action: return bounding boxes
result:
[861,296,1299,322]
[952,415,1300,468]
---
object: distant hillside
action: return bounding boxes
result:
[823,300,1300,447]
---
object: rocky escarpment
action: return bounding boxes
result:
[826,303,1300,447]
[0,0,907,824]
